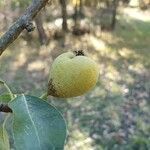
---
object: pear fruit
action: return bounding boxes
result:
[48,51,99,98]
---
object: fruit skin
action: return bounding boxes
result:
[48,51,99,98]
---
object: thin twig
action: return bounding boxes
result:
[0,0,51,56]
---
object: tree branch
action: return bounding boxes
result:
[0,0,50,56]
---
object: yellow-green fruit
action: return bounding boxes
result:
[48,51,99,98]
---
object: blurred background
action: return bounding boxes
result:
[0,0,150,149]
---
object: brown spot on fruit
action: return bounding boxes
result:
[47,79,58,97]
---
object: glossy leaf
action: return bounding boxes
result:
[8,95,67,150]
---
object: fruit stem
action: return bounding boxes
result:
[40,92,48,100]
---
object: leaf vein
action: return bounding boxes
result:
[22,95,41,149]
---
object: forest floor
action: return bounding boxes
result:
[0,7,150,150]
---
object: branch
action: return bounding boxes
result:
[0,0,50,56]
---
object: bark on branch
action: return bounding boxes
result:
[0,0,50,56]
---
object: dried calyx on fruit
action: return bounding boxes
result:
[47,50,99,98]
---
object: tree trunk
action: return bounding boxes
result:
[59,0,68,32]
[106,0,110,7]
[79,0,83,16]
[139,0,147,10]
[35,13,48,45]
[111,0,119,29]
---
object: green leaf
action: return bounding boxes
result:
[0,126,10,150]
[0,94,12,103]
[8,95,67,150]
[0,124,10,150]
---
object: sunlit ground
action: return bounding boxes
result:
[0,7,150,149]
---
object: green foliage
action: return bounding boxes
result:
[8,95,67,150]
[131,136,150,150]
